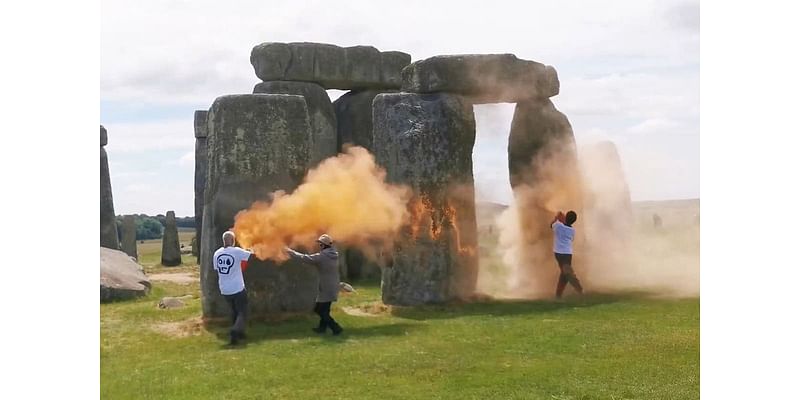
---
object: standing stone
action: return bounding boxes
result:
[373,93,479,305]
[253,81,337,166]
[333,89,396,280]
[194,110,209,260]
[333,90,393,152]
[201,94,318,319]
[121,215,138,260]
[161,211,182,266]
[507,99,583,297]
[100,125,120,250]
[250,42,411,90]
[401,54,559,104]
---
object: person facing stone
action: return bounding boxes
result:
[285,234,343,335]
[213,230,255,345]
[552,211,584,298]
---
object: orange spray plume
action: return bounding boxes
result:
[232,146,413,261]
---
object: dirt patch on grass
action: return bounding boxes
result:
[152,317,205,338]
[342,302,391,317]
[149,272,198,285]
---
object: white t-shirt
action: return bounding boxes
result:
[213,246,252,295]
[552,221,575,254]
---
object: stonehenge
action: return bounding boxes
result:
[401,54,559,103]
[250,42,411,90]
[506,99,584,297]
[253,81,337,166]
[373,92,479,305]
[194,110,208,259]
[161,211,182,266]
[121,215,138,260]
[200,94,319,318]
[193,40,617,313]
[100,125,120,250]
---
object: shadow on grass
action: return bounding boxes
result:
[390,291,655,321]
[208,315,419,348]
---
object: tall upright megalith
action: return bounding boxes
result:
[332,89,396,280]
[507,98,583,297]
[253,81,337,166]
[161,211,182,266]
[333,90,392,152]
[100,125,120,250]
[194,110,209,259]
[200,94,319,318]
[373,92,479,305]
[121,215,138,260]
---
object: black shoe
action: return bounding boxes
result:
[331,326,343,336]
[312,326,326,334]
[229,332,239,346]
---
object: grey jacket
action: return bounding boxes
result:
[287,246,340,303]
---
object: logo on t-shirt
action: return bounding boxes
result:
[215,254,235,274]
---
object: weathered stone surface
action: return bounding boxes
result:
[201,94,319,318]
[194,109,208,138]
[158,295,192,309]
[100,125,119,250]
[100,247,150,302]
[161,211,182,266]
[373,93,479,305]
[121,215,138,260]
[333,90,394,152]
[401,54,559,103]
[250,42,410,90]
[100,124,108,146]
[507,99,584,297]
[194,110,208,259]
[380,52,412,88]
[253,81,337,166]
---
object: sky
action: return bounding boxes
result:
[101,0,699,217]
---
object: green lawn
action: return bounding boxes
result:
[101,278,698,399]
[136,228,195,268]
[104,207,699,399]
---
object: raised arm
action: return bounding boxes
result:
[285,248,323,265]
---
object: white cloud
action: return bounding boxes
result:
[102,0,699,105]
[103,118,194,153]
[101,0,700,208]
[627,118,684,136]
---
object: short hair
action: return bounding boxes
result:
[222,231,235,244]
[565,211,578,225]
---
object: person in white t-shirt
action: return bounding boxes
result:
[551,210,584,298]
[213,230,254,345]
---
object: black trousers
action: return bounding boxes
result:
[554,253,583,297]
[223,289,248,335]
[313,301,342,332]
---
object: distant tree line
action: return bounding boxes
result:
[115,214,195,241]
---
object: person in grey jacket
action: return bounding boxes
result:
[285,234,343,335]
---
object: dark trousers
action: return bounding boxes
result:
[555,253,584,297]
[224,289,248,336]
[313,301,342,332]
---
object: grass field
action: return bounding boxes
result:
[136,228,195,268]
[101,203,699,399]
